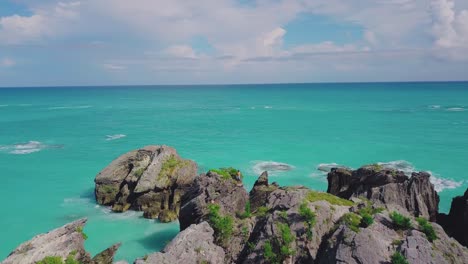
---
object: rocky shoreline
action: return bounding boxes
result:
[3,145,468,264]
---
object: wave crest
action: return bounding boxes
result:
[0,141,63,155]
[106,134,127,141]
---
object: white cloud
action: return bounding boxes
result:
[431,0,468,48]
[364,30,377,45]
[165,45,198,59]
[0,1,80,44]
[1,58,16,67]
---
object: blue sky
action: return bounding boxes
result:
[0,0,468,86]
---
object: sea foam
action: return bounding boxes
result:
[106,134,127,141]
[252,161,294,175]
[0,141,63,155]
[48,105,93,110]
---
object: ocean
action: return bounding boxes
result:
[1,82,467,261]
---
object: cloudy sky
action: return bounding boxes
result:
[0,0,467,86]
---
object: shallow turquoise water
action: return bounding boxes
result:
[1,82,468,261]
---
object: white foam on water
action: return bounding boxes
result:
[0,141,63,155]
[428,105,441,109]
[446,107,465,112]
[48,105,92,110]
[376,160,463,192]
[106,134,127,141]
[317,163,350,172]
[376,160,415,175]
[252,161,294,175]
[100,207,144,220]
[264,106,273,109]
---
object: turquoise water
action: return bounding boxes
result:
[1,82,468,261]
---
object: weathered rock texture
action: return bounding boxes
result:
[94,145,197,222]
[1,219,120,264]
[135,222,225,264]
[327,165,439,221]
[319,213,468,264]
[438,188,468,247]
[179,171,249,230]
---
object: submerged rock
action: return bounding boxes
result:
[438,188,468,247]
[135,222,225,264]
[94,145,197,222]
[327,165,439,221]
[1,219,120,264]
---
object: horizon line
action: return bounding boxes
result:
[1,80,467,89]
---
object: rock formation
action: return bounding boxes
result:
[1,219,120,264]
[318,212,468,264]
[134,222,225,264]
[438,187,468,247]
[179,170,249,230]
[94,145,197,222]
[327,165,439,221]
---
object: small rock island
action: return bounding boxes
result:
[3,145,468,264]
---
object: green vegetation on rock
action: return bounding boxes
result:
[159,155,184,179]
[239,201,252,219]
[299,203,316,239]
[342,213,361,232]
[416,217,438,242]
[306,191,354,206]
[360,213,374,228]
[75,226,88,240]
[391,252,409,264]
[134,167,145,177]
[207,204,234,245]
[366,164,384,171]
[37,252,80,264]
[390,212,413,230]
[209,167,239,181]
[262,223,296,264]
[255,206,269,217]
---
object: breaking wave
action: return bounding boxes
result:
[252,161,294,175]
[0,141,63,155]
[446,107,465,112]
[106,134,127,141]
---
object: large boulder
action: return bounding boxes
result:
[94,145,197,222]
[179,171,249,230]
[1,219,120,264]
[135,222,225,264]
[327,165,439,221]
[318,212,468,264]
[438,188,468,246]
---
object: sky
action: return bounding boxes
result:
[0,0,467,86]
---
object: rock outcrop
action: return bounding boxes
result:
[318,212,468,264]
[135,222,225,264]
[179,171,249,230]
[438,188,468,247]
[327,165,439,221]
[94,145,197,222]
[1,219,120,264]
[248,171,279,211]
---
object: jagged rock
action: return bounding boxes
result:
[134,222,225,264]
[240,186,351,264]
[179,171,249,230]
[1,219,120,264]
[91,243,121,264]
[438,188,468,247]
[318,212,468,264]
[94,145,197,221]
[249,171,279,211]
[327,165,439,221]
